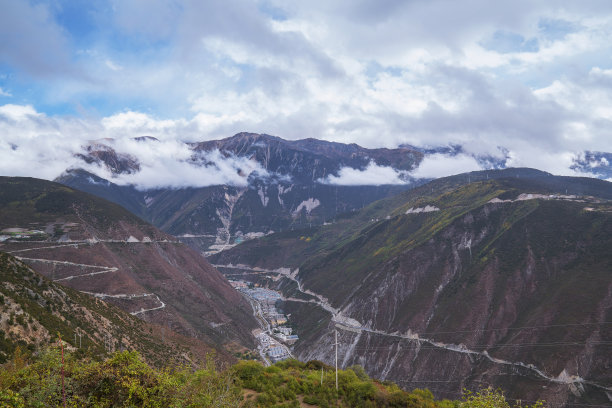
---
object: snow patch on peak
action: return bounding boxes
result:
[293,198,320,216]
[258,187,269,207]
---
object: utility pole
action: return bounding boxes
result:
[334,330,338,392]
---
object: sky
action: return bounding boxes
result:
[1,0,611,187]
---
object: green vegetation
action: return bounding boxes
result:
[0,348,241,407]
[0,348,544,407]
[0,252,221,368]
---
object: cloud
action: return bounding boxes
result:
[0,104,273,190]
[90,142,269,190]
[0,1,77,78]
[411,154,484,179]
[318,161,408,186]
[0,101,607,190]
[0,1,611,182]
[0,88,11,97]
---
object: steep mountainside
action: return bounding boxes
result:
[0,177,257,350]
[57,133,420,254]
[192,132,421,182]
[209,169,612,407]
[0,252,232,367]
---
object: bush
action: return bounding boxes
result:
[1,348,244,408]
[0,389,25,408]
[0,347,544,408]
[460,388,544,408]
[348,364,369,381]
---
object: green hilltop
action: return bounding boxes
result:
[0,348,544,407]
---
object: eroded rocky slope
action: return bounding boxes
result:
[0,252,232,367]
[0,177,258,349]
[210,170,612,406]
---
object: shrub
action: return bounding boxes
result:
[460,388,544,408]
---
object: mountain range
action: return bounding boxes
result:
[57,133,423,254]
[209,168,612,406]
[55,134,612,257]
[2,132,611,407]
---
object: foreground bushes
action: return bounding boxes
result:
[231,359,543,408]
[0,347,544,407]
[0,348,242,407]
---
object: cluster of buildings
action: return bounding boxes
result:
[255,331,291,363]
[230,280,300,363]
[236,286,293,329]
[273,326,299,344]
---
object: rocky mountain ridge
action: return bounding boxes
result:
[57,133,422,254]
[0,177,258,350]
[209,169,612,407]
[0,252,231,367]
[57,134,612,256]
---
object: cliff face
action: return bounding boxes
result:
[293,199,611,406]
[0,177,258,349]
[210,172,612,406]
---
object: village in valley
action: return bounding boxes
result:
[229,280,298,364]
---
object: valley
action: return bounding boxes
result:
[4,3,612,405]
[1,168,611,407]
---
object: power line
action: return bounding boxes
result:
[332,324,611,406]
[349,340,612,351]
[400,321,612,337]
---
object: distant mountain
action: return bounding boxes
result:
[0,177,258,350]
[209,168,612,407]
[194,132,421,182]
[57,133,423,254]
[0,252,231,367]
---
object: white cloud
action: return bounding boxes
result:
[411,154,483,179]
[105,59,123,72]
[101,111,184,132]
[99,147,267,190]
[0,104,40,120]
[1,1,611,183]
[0,88,11,97]
[0,104,274,190]
[318,161,408,186]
